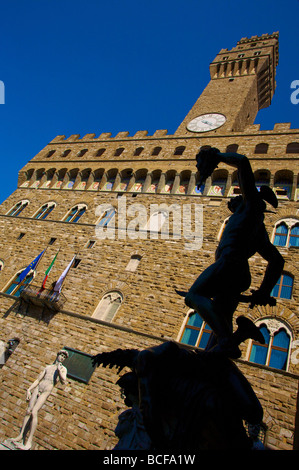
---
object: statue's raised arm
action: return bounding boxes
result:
[196,147,258,203]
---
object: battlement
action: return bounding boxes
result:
[50,129,170,144]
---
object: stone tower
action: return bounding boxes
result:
[0,32,298,450]
[176,32,279,135]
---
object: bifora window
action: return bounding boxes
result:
[3,269,34,297]
[92,291,123,322]
[7,200,29,216]
[34,202,56,220]
[179,310,213,349]
[271,273,293,300]
[248,321,291,371]
[273,220,299,248]
[97,208,116,227]
[64,204,87,223]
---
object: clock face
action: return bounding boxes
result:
[187,113,226,132]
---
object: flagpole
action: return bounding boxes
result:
[53,253,77,294]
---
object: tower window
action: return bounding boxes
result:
[61,149,71,157]
[114,147,124,156]
[286,142,299,154]
[77,149,88,158]
[17,233,26,240]
[96,148,106,157]
[174,146,185,155]
[45,150,56,158]
[152,146,162,156]
[134,147,144,156]
[254,143,268,154]
[49,237,57,245]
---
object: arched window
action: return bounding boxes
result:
[248,320,291,371]
[63,204,87,223]
[208,170,227,197]
[273,222,288,246]
[96,148,106,157]
[34,202,56,220]
[125,254,142,272]
[254,143,268,154]
[271,273,293,299]
[273,219,299,248]
[274,171,292,200]
[134,147,144,156]
[45,150,56,158]
[286,142,299,154]
[3,269,35,297]
[92,291,123,322]
[174,146,185,155]
[152,146,162,156]
[290,224,299,247]
[6,200,29,216]
[61,149,71,157]
[97,208,116,227]
[0,260,4,271]
[77,149,88,158]
[114,147,124,156]
[179,310,213,349]
[145,210,168,233]
[226,144,239,152]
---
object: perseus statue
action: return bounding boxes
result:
[184,147,284,358]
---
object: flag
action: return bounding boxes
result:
[42,250,59,289]
[18,250,45,283]
[53,256,75,293]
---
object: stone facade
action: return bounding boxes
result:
[0,32,298,450]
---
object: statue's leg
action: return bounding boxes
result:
[21,391,50,450]
[185,262,234,340]
[12,388,39,443]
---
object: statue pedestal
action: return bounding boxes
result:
[1,439,32,450]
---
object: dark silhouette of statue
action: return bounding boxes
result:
[184,147,284,357]
[91,148,285,450]
[93,335,265,450]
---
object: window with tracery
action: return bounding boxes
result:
[63,204,87,223]
[7,200,29,217]
[179,310,213,349]
[273,219,299,248]
[92,291,123,322]
[248,319,291,371]
[34,202,56,220]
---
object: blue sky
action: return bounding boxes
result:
[0,0,298,204]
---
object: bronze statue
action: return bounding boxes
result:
[184,147,284,357]
[91,148,285,450]
[93,333,265,450]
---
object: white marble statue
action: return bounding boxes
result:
[8,349,68,450]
